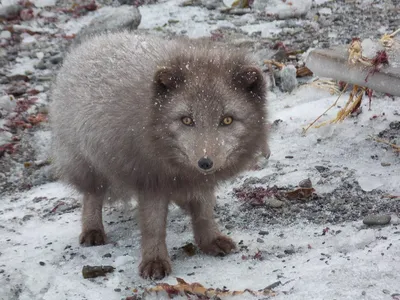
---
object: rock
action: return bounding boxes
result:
[284,248,295,255]
[254,0,311,19]
[35,61,47,70]
[266,198,283,208]
[50,55,63,65]
[257,238,264,243]
[278,65,298,93]
[71,5,142,48]
[82,265,115,279]
[225,224,234,230]
[363,214,391,226]
[0,31,11,39]
[299,178,312,188]
[390,215,400,225]
[258,230,269,236]
[315,165,329,173]
[7,82,28,97]
[305,40,400,97]
[0,5,23,20]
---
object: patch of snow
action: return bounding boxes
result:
[241,21,284,38]
[21,32,37,45]
[358,175,384,192]
[0,0,19,7]
[31,0,57,7]
[9,56,39,76]
[318,7,332,15]
[32,130,52,161]
[1,182,399,299]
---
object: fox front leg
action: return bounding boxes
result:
[176,189,236,256]
[137,191,171,280]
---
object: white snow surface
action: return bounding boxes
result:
[1,0,400,300]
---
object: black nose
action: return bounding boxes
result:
[198,157,213,170]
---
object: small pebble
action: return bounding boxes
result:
[257,238,264,243]
[266,198,283,208]
[225,224,234,230]
[315,165,329,173]
[50,55,63,65]
[363,214,391,226]
[258,230,269,236]
[114,288,121,292]
[39,261,45,266]
[284,249,295,255]
[381,162,391,167]
[285,155,294,159]
[299,178,312,188]
[103,253,112,258]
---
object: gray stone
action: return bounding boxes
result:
[266,198,283,208]
[299,178,312,188]
[0,5,22,20]
[278,65,298,93]
[71,5,142,48]
[0,31,11,39]
[50,55,63,65]
[258,230,269,236]
[257,238,264,243]
[363,214,391,226]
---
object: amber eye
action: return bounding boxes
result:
[181,116,194,126]
[221,116,233,126]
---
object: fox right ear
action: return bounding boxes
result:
[154,66,184,92]
[233,65,266,100]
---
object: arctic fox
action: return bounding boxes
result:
[49,31,269,280]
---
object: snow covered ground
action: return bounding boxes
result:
[1,0,399,299]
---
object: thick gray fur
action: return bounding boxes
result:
[49,31,269,280]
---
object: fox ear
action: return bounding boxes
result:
[154,66,184,92]
[233,66,266,99]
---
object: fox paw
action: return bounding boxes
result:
[139,258,171,280]
[199,235,236,256]
[79,229,106,246]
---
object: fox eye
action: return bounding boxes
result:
[181,116,194,126]
[221,116,233,126]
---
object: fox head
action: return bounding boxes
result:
[150,49,268,177]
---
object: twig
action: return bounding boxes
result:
[369,135,400,152]
[302,82,349,134]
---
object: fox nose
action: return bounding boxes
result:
[198,157,213,170]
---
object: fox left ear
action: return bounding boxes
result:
[233,66,266,99]
[154,66,185,93]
